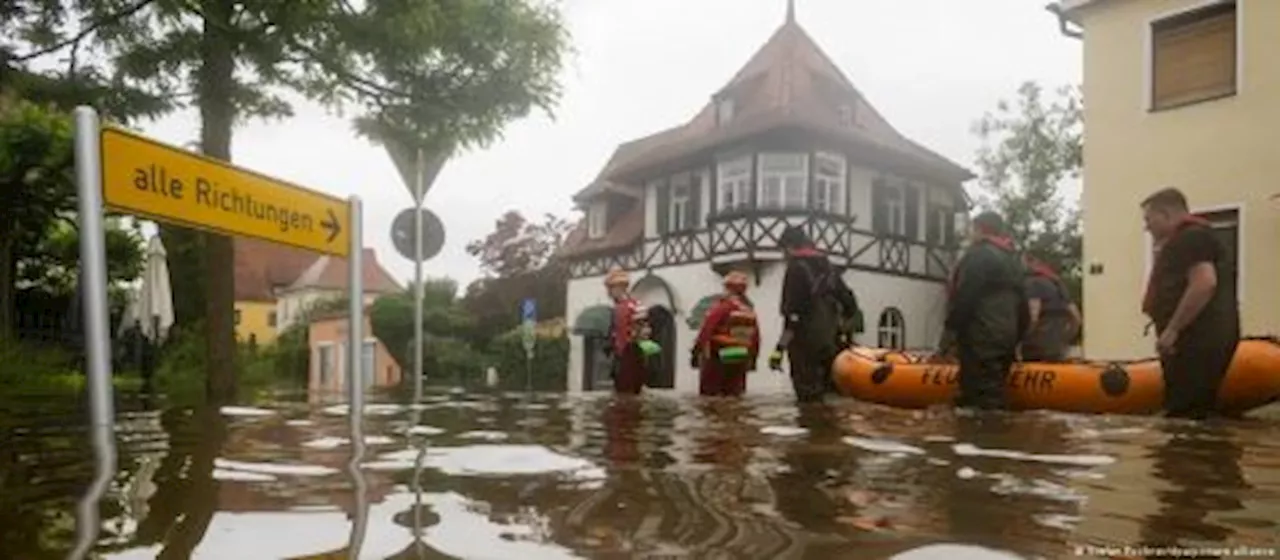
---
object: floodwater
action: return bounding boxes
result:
[2,390,1279,559]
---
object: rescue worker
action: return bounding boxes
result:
[603,267,659,395]
[691,270,760,397]
[1021,254,1082,362]
[1140,187,1239,419]
[943,211,1028,410]
[768,226,861,403]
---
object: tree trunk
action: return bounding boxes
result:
[158,226,206,327]
[198,0,238,405]
[0,229,14,342]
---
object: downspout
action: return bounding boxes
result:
[1045,3,1084,39]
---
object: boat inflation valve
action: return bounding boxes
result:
[1099,363,1130,397]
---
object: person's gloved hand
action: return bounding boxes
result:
[768,347,785,371]
[689,349,700,369]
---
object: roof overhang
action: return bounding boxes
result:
[1046,2,1086,37]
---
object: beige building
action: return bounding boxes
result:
[1051,0,1279,359]
[307,309,403,397]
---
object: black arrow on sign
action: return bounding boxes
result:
[320,209,341,243]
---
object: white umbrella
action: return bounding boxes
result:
[119,236,175,343]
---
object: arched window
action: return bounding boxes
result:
[877,307,906,350]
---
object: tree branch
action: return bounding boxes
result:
[12,0,160,63]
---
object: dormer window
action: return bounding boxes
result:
[587,201,607,239]
[716,98,735,125]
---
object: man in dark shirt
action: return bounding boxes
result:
[1140,187,1240,419]
[1021,254,1082,362]
[768,226,861,403]
[943,211,1028,410]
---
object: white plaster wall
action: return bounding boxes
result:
[565,261,948,395]
[565,274,608,393]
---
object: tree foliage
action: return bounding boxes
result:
[0,97,145,341]
[4,0,571,400]
[971,80,1084,305]
[461,210,573,348]
[465,210,573,278]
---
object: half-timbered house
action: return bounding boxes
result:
[560,3,973,394]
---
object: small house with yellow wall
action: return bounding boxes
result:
[233,238,320,345]
[1049,0,1279,359]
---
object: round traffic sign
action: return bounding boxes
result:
[391,207,445,263]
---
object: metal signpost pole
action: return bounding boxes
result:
[521,298,537,393]
[70,106,118,560]
[345,195,368,558]
[413,149,425,402]
[347,196,365,425]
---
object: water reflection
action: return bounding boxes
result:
[1139,422,1254,550]
[0,390,1276,558]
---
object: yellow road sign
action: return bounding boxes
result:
[100,126,351,256]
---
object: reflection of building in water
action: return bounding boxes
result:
[0,407,169,553]
[553,469,844,558]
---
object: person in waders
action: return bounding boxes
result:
[603,267,661,395]
[943,211,1028,410]
[768,226,861,403]
[691,271,760,397]
[1020,254,1082,362]
[1140,187,1239,420]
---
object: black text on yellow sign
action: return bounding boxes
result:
[100,127,351,257]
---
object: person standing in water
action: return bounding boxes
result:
[691,271,761,397]
[1140,187,1239,419]
[769,226,861,403]
[1020,254,1082,362]
[943,211,1028,410]
[603,267,658,395]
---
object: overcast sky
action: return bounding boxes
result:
[132,0,1083,290]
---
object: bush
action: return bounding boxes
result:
[153,321,302,403]
[0,339,145,394]
[489,329,568,391]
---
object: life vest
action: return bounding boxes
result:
[611,296,651,350]
[710,297,758,349]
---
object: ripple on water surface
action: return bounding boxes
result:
[2,390,1277,559]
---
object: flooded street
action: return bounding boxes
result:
[2,390,1278,559]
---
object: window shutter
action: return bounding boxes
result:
[944,208,956,247]
[904,185,920,241]
[926,205,939,245]
[1151,6,1236,109]
[807,153,816,209]
[689,173,703,229]
[656,181,670,235]
[871,178,887,234]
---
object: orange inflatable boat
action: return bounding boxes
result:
[830,337,1280,415]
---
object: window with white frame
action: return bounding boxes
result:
[813,152,846,214]
[885,185,906,236]
[877,307,905,350]
[1149,1,1237,111]
[758,153,808,210]
[361,340,376,388]
[317,343,336,388]
[587,201,607,239]
[669,174,691,231]
[717,157,751,212]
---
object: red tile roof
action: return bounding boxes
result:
[233,238,322,302]
[562,12,973,258]
[573,12,972,202]
[558,203,645,258]
[283,248,403,294]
